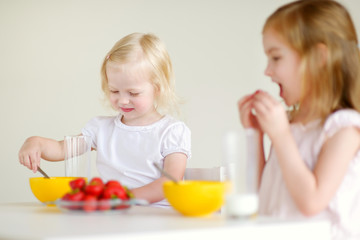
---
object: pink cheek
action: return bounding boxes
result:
[134,102,149,112]
[109,97,118,107]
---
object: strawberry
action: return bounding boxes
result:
[85,177,104,197]
[105,180,122,189]
[69,178,86,191]
[90,177,104,186]
[102,185,129,200]
[115,204,131,210]
[61,193,71,201]
[67,189,85,201]
[61,189,85,210]
[83,195,97,212]
[98,199,111,211]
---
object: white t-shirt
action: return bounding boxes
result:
[259,109,360,240]
[81,114,191,207]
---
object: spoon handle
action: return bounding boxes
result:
[153,163,178,184]
[38,166,50,179]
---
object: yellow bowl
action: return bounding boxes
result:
[163,180,228,217]
[29,177,78,203]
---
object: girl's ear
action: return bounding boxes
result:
[316,43,328,67]
[153,83,162,105]
[153,82,161,96]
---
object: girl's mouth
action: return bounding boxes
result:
[120,107,134,113]
[279,84,283,98]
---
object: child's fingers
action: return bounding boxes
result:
[29,152,40,173]
[259,91,279,106]
[252,99,267,117]
[238,97,252,112]
[237,94,254,109]
[239,100,259,128]
[238,91,262,114]
[239,96,254,116]
[253,90,279,112]
[18,153,24,165]
[252,92,269,113]
[20,155,32,170]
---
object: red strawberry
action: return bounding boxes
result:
[69,178,86,190]
[85,177,104,197]
[98,199,111,211]
[105,180,122,189]
[83,195,97,212]
[61,189,85,210]
[102,185,128,200]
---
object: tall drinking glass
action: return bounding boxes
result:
[64,135,92,179]
[223,129,259,218]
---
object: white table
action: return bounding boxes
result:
[0,202,331,240]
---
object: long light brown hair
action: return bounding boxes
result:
[263,0,360,122]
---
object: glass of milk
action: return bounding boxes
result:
[223,129,259,218]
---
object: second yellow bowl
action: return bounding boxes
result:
[163,180,227,217]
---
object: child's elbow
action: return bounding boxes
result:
[300,207,320,217]
[297,200,326,217]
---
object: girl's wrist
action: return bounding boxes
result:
[244,128,264,138]
[270,126,291,146]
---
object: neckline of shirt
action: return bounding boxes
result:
[291,119,321,131]
[114,114,169,131]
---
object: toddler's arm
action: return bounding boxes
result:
[130,152,187,203]
[18,136,65,173]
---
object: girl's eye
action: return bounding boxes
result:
[272,56,281,61]
[110,90,118,94]
[130,92,139,96]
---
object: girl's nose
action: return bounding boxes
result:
[118,95,129,105]
[264,63,273,77]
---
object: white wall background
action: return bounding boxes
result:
[1,0,359,202]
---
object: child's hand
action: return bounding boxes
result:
[251,90,289,140]
[238,92,261,131]
[18,137,42,173]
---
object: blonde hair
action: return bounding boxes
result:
[100,33,179,115]
[263,0,360,122]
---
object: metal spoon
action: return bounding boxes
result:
[37,166,50,179]
[153,163,178,184]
